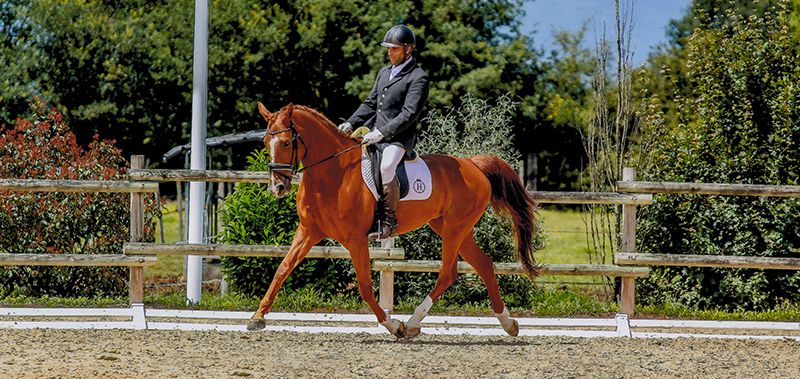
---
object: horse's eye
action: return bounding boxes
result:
[283,140,291,147]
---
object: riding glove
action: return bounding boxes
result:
[337,122,353,135]
[362,129,384,145]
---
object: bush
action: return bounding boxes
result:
[0,100,159,298]
[218,149,356,297]
[637,6,800,311]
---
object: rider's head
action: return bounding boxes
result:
[381,25,415,65]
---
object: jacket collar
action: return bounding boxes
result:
[384,59,417,87]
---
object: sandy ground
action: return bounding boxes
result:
[0,329,799,378]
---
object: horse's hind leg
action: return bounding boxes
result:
[429,218,519,337]
[458,234,519,336]
[342,239,406,338]
[248,224,322,330]
[404,217,472,339]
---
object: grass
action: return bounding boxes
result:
[535,207,595,264]
[145,201,185,278]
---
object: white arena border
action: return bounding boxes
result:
[3,306,800,340]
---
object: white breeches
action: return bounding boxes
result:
[380,144,406,184]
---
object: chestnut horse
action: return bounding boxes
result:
[248,103,538,339]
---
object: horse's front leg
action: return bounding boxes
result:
[342,238,406,338]
[247,224,322,331]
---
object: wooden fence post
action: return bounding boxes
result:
[619,167,637,315]
[379,238,395,312]
[129,155,145,305]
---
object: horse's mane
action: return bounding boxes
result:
[281,104,337,131]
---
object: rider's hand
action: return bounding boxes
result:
[337,122,353,136]
[362,129,384,145]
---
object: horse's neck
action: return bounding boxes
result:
[296,111,360,187]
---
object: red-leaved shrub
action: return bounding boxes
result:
[0,100,158,298]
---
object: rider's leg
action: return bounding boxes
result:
[368,144,405,240]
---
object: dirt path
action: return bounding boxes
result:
[0,329,797,378]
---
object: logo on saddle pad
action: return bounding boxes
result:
[361,151,432,202]
[413,179,425,194]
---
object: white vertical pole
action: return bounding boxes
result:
[186,0,209,305]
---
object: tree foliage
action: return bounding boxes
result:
[636,2,800,310]
[0,0,550,176]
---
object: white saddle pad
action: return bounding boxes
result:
[361,149,432,201]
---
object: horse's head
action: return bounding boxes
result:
[258,102,305,198]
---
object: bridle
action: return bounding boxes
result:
[266,108,306,181]
[266,109,365,181]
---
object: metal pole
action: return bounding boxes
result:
[186,0,209,305]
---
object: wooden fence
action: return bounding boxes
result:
[615,167,800,275]
[2,157,798,319]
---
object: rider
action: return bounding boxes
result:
[338,24,429,240]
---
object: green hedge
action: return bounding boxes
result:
[637,7,800,311]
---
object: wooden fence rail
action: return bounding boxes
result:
[123,243,405,260]
[614,169,800,316]
[615,252,800,270]
[372,260,650,277]
[0,179,158,193]
[0,253,155,267]
[129,169,272,183]
[618,181,800,197]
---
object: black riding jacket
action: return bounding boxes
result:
[346,59,429,151]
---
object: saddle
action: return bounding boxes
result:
[361,146,431,202]
[368,146,415,198]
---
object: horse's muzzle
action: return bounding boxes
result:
[271,177,291,198]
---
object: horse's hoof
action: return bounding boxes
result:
[503,319,519,337]
[381,318,406,338]
[393,321,406,339]
[247,318,266,331]
[404,324,421,340]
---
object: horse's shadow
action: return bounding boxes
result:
[359,337,543,347]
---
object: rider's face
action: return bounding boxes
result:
[387,46,410,65]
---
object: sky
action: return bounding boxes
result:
[521,0,692,66]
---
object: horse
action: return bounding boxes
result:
[248,102,539,339]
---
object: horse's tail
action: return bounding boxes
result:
[470,155,540,278]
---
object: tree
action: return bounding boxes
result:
[0,0,548,181]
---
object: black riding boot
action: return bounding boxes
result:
[368,177,399,240]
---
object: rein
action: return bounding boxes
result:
[267,109,364,179]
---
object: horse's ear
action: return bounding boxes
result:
[286,103,294,116]
[257,102,271,120]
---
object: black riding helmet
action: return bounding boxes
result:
[380,25,415,48]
